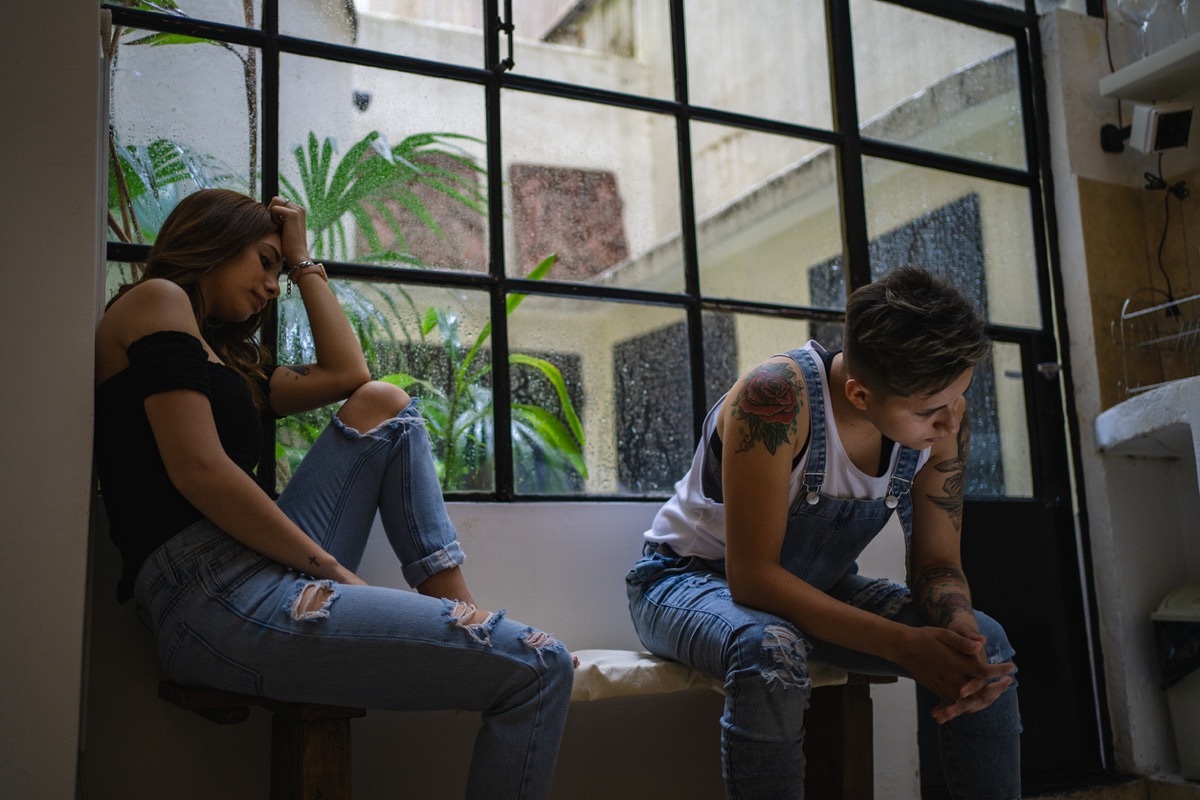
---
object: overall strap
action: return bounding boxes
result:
[892,443,924,567]
[785,348,827,505]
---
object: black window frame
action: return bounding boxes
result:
[102,0,1090,506]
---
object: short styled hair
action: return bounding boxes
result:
[842,266,992,398]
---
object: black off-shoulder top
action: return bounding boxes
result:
[94,331,269,602]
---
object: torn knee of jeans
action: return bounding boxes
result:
[847,576,911,619]
[446,600,504,647]
[760,623,809,689]
[289,580,338,621]
[522,627,567,666]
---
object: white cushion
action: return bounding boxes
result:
[570,649,847,702]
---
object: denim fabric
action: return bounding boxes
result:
[627,351,1021,800]
[135,400,573,800]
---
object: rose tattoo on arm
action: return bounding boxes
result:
[731,362,802,455]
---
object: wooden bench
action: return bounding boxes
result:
[161,648,892,799]
[158,680,365,800]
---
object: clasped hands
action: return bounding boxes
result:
[903,621,1016,725]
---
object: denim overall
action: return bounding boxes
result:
[627,348,1021,800]
[134,400,574,800]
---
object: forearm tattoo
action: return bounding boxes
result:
[283,364,311,381]
[913,565,974,626]
[926,413,970,533]
[730,362,802,455]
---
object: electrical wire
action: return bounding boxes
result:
[1146,152,1192,316]
[1102,1,1124,127]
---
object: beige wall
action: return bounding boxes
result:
[0,0,104,795]
[1043,8,1200,776]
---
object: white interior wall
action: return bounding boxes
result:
[0,0,104,796]
[80,500,918,799]
[1041,9,1200,778]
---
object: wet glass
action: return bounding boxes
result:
[282,0,484,67]
[851,0,1026,170]
[501,90,683,292]
[107,25,260,242]
[974,0,1088,11]
[507,296,691,495]
[861,156,1041,329]
[275,280,495,493]
[121,0,262,29]
[279,54,488,271]
[104,262,140,306]
[691,122,844,307]
[512,0,674,100]
[702,310,818,400]
[686,0,833,130]
[965,341,1032,498]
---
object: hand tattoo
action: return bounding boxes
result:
[730,362,801,455]
[913,565,974,626]
[926,413,970,533]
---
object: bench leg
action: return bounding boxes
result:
[270,715,354,800]
[803,682,874,800]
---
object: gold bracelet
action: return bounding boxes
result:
[286,261,328,296]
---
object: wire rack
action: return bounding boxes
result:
[1112,288,1200,397]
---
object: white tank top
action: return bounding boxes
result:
[645,341,932,559]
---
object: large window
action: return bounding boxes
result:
[103,0,1076,500]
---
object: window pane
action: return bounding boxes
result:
[966,341,1031,498]
[702,310,818,402]
[133,0,261,28]
[104,262,139,305]
[687,0,833,130]
[279,55,488,271]
[275,279,495,493]
[861,157,1041,329]
[851,0,1026,170]
[507,297,692,494]
[284,1,484,67]
[108,25,259,241]
[513,1,674,99]
[691,122,844,307]
[501,91,683,292]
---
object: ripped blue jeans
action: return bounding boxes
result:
[134,400,573,800]
[627,543,1021,800]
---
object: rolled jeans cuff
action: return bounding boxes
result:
[403,541,466,587]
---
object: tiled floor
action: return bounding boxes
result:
[1029,777,1200,800]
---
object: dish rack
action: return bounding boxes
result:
[1112,288,1200,397]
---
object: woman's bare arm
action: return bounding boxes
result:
[267,197,370,417]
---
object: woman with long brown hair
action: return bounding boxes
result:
[95,188,573,800]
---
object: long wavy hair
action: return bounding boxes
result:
[110,188,280,409]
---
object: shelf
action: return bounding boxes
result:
[1095,375,1200,465]
[1099,33,1200,101]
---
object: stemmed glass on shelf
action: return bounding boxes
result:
[1117,0,1161,58]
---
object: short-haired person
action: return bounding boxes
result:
[95,189,573,800]
[626,267,1020,799]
